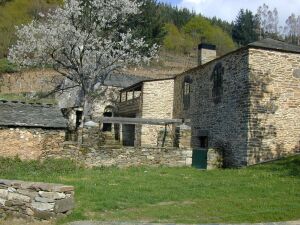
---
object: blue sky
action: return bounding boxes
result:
[158,0,300,25]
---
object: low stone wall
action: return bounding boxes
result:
[0,127,65,160]
[0,179,74,220]
[44,143,192,168]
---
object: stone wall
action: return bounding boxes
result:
[247,48,300,164]
[45,143,192,168]
[140,79,175,146]
[0,127,65,160]
[175,49,250,167]
[0,179,74,220]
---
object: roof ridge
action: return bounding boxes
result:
[0,100,55,107]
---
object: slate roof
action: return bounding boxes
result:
[248,38,300,53]
[103,73,150,88]
[0,100,67,129]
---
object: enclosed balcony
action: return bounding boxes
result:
[118,84,142,116]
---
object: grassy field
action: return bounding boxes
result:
[0,155,299,224]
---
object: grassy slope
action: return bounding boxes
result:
[0,155,299,224]
[0,0,62,58]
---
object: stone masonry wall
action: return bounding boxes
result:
[45,143,192,168]
[175,49,250,167]
[140,79,175,146]
[0,179,74,220]
[0,127,65,160]
[247,48,300,164]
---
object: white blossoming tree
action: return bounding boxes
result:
[8,0,158,118]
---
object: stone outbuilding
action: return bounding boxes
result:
[0,100,67,160]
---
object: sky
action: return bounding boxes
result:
[158,0,300,25]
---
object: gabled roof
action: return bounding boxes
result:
[174,38,300,77]
[0,100,67,129]
[248,38,300,53]
[120,77,175,92]
[104,73,150,88]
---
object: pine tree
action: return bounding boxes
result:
[232,9,259,46]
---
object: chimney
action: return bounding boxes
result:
[198,43,217,66]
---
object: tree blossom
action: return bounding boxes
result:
[8,0,158,116]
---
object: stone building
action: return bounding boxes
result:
[1,38,299,168]
[0,100,67,160]
[118,78,175,146]
[113,38,300,167]
[173,38,300,167]
[58,73,148,142]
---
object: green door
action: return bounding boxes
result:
[192,149,207,169]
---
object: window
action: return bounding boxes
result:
[211,62,224,104]
[75,110,83,129]
[183,76,192,109]
[102,106,115,132]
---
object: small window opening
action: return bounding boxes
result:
[211,62,224,104]
[183,76,192,110]
[75,110,83,129]
[199,136,208,148]
[103,111,113,132]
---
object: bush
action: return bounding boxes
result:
[0,58,17,73]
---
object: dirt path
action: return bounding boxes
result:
[0,218,54,225]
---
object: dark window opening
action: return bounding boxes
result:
[199,136,208,148]
[183,76,192,110]
[103,111,113,132]
[211,62,224,104]
[75,110,83,129]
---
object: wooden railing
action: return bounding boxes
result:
[118,96,141,114]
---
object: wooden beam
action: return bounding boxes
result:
[102,117,183,125]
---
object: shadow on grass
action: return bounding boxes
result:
[251,154,300,178]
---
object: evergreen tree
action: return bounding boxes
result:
[210,16,233,36]
[232,9,259,46]
[127,0,166,46]
[157,3,195,28]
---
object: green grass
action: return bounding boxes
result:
[0,58,17,74]
[0,155,299,224]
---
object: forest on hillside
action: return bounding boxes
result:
[0,0,300,74]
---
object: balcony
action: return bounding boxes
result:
[118,84,142,116]
[118,96,141,115]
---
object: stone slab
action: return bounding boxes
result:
[39,191,66,200]
[0,189,8,199]
[7,192,31,203]
[54,197,75,213]
[31,202,55,211]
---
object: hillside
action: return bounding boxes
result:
[0,0,237,98]
[0,0,63,58]
[0,0,236,59]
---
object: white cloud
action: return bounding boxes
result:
[178,0,300,25]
